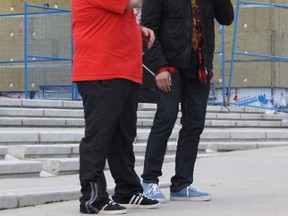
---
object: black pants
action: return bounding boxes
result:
[77,79,142,212]
[141,72,210,192]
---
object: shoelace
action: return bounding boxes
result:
[186,185,199,196]
[147,184,161,194]
[108,200,119,206]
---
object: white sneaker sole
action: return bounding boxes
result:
[98,209,127,215]
[120,203,159,209]
[170,195,212,201]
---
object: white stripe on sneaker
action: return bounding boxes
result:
[129,194,143,205]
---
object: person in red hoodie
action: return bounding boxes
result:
[72,0,157,214]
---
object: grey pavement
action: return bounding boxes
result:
[1,146,288,215]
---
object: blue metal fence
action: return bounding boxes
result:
[228,0,288,112]
[24,3,74,100]
[9,2,288,110]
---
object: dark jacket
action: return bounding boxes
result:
[141,0,234,73]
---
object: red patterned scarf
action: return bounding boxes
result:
[192,0,213,84]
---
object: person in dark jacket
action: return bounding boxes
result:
[141,0,234,202]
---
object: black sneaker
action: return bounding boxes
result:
[99,201,127,215]
[80,200,127,215]
[113,193,159,209]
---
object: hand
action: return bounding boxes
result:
[141,27,155,49]
[155,71,172,93]
[126,0,140,8]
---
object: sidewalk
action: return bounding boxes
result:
[1,146,288,215]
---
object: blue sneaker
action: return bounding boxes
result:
[142,182,167,203]
[170,185,211,201]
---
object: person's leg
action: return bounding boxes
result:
[171,78,210,192]
[108,80,159,208]
[141,72,182,184]
[108,80,142,198]
[77,80,128,213]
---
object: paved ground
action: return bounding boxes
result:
[1,146,288,216]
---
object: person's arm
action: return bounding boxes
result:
[214,0,234,25]
[142,0,177,93]
[141,0,168,73]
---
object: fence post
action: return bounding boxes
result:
[24,3,29,99]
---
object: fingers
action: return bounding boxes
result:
[141,27,155,49]
[155,71,172,93]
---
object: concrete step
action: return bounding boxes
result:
[0,99,287,181]
[205,119,288,128]
[8,144,79,159]
[0,174,81,210]
[0,99,262,113]
[0,107,84,118]
[0,117,84,127]
[40,155,178,176]
[198,141,288,151]
[0,146,8,159]
[0,154,176,177]
[0,98,82,109]
[5,139,288,161]
[0,160,42,178]
[200,128,288,141]
[139,103,268,114]
[1,116,287,128]
[40,158,79,175]
[0,128,83,145]
[138,118,288,128]
[3,108,270,120]
[0,99,279,117]
[137,127,288,142]
[1,139,287,178]
[1,127,288,146]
